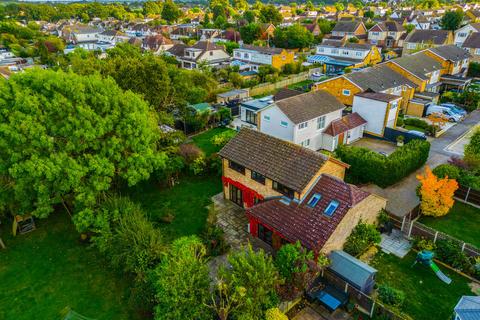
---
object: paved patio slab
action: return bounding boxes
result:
[380,229,412,258]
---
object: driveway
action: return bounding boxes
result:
[351,138,396,155]
[362,110,480,217]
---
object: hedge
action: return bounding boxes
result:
[336,139,430,187]
[403,118,429,129]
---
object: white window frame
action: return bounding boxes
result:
[342,89,351,96]
[301,138,310,147]
[317,116,326,130]
[298,121,308,130]
[263,115,271,121]
[280,120,288,127]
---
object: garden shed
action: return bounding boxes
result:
[454,296,480,320]
[328,250,377,294]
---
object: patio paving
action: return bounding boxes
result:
[293,305,352,320]
[379,229,412,258]
[212,192,249,249]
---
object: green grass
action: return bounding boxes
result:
[287,79,315,91]
[372,251,473,320]
[404,125,426,133]
[191,127,236,156]
[127,176,222,241]
[419,202,480,248]
[0,213,136,320]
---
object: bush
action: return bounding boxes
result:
[432,164,460,180]
[178,143,203,164]
[265,308,288,320]
[190,155,206,175]
[211,130,236,147]
[377,284,405,308]
[435,239,474,274]
[343,222,381,256]
[468,62,480,77]
[396,116,404,127]
[412,237,436,251]
[336,140,430,187]
[403,118,429,129]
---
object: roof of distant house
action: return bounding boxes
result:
[404,29,451,45]
[428,45,471,61]
[390,52,442,80]
[246,174,370,251]
[323,112,367,137]
[345,64,417,91]
[355,91,402,102]
[332,21,364,33]
[369,21,405,32]
[143,35,173,50]
[219,128,332,192]
[166,43,187,57]
[274,90,345,124]
[463,32,480,49]
[239,44,285,55]
[273,88,303,101]
[454,296,480,320]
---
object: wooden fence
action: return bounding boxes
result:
[387,210,480,258]
[454,184,480,208]
[319,269,409,320]
[249,72,310,96]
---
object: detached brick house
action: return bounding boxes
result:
[218,128,386,253]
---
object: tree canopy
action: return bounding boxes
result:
[273,24,314,49]
[0,69,166,219]
[440,10,464,31]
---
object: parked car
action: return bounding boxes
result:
[407,130,427,139]
[440,103,467,116]
[310,72,325,81]
[426,105,463,122]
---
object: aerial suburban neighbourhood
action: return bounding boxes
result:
[2,0,480,320]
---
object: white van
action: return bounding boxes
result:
[426,104,463,122]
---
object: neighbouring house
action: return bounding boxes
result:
[314,64,417,109]
[462,32,480,62]
[142,35,174,54]
[352,92,402,137]
[410,15,431,30]
[305,23,321,36]
[466,9,480,23]
[322,112,367,148]
[454,23,480,46]
[259,23,276,41]
[60,24,101,44]
[368,21,406,49]
[308,42,382,75]
[166,40,231,69]
[237,95,275,129]
[258,90,355,151]
[402,29,453,55]
[328,250,377,294]
[454,296,480,320]
[98,30,129,44]
[232,45,295,71]
[169,23,198,40]
[198,28,222,41]
[329,21,368,42]
[424,45,471,80]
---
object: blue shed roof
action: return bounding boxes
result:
[328,251,377,288]
[455,296,480,320]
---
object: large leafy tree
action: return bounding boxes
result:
[273,24,314,49]
[219,245,281,319]
[240,23,261,44]
[258,4,283,25]
[161,0,182,23]
[153,236,212,320]
[0,69,166,219]
[440,10,464,31]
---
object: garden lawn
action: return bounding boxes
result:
[287,80,315,91]
[419,202,480,248]
[0,213,136,320]
[191,127,236,156]
[372,251,473,320]
[127,176,222,241]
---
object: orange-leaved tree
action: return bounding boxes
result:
[416,166,459,217]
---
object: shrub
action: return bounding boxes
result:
[377,284,405,308]
[211,130,236,147]
[178,143,203,164]
[468,62,480,77]
[403,118,429,129]
[412,237,436,251]
[435,239,474,273]
[190,155,207,175]
[336,140,430,187]
[265,308,288,320]
[395,116,404,127]
[343,222,381,257]
[432,164,460,180]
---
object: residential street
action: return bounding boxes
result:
[362,110,480,217]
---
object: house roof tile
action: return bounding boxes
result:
[219,128,330,192]
[247,174,370,251]
[428,45,471,61]
[404,29,451,45]
[323,112,367,136]
[391,52,442,80]
[345,64,417,91]
[275,90,345,124]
